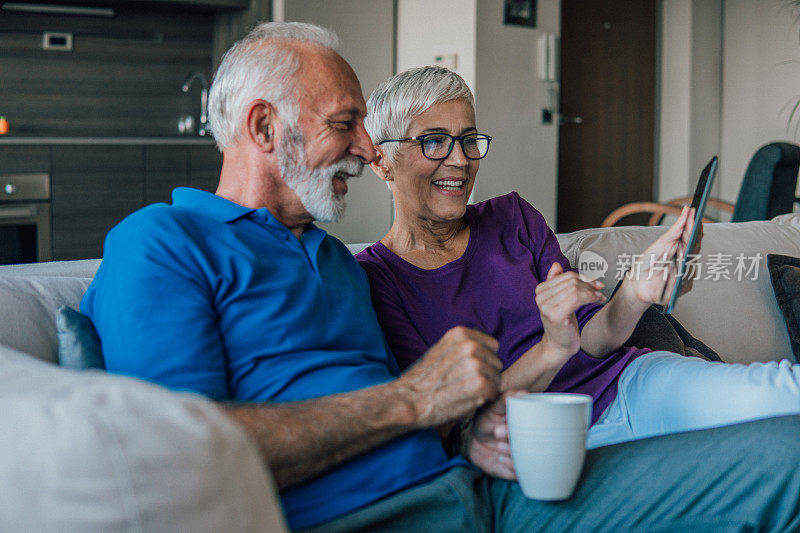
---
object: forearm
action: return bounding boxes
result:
[500,338,568,392]
[222,381,418,490]
[580,280,649,357]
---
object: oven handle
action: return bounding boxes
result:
[0,205,37,219]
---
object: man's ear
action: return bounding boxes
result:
[244,100,276,152]
[369,147,392,181]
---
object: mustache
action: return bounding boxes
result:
[325,156,364,179]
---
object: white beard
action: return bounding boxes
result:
[278,125,363,223]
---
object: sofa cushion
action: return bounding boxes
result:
[767,254,800,362]
[556,218,800,364]
[0,345,287,532]
[0,258,101,278]
[0,276,92,364]
[56,305,105,370]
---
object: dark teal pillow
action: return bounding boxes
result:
[56,306,105,370]
[767,254,800,362]
[610,279,722,362]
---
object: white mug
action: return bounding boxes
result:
[506,393,593,500]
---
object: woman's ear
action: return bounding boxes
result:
[244,99,276,152]
[369,147,392,181]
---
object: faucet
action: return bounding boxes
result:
[181,71,209,136]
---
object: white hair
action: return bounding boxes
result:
[365,66,475,162]
[208,22,340,150]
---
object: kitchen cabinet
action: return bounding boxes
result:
[0,146,49,174]
[187,145,222,193]
[51,146,144,261]
[27,142,223,261]
[144,145,221,205]
[145,146,188,206]
[130,0,248,8]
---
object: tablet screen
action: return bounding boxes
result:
[664,156,718,315]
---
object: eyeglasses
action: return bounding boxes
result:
[378,133,493,160]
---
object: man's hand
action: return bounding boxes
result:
[460,391,526,480]
[535,263,606,361]
[395,326,503,429]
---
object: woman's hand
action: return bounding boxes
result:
[535,263,606,361]
[461,391,525,480]
[625,206,702,306]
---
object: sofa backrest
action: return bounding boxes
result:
[556,213,800,364]
[0,275,92,364]
[2,215,799,366]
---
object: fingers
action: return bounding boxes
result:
[664,205,690,240]
[441,327,502,371]
[404,326,505,427]
[536,272,606,313]
[546,262,563,281]
[537,269,605,298]
[445,325,500,355]
[540,268,604,292]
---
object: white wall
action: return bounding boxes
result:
[658,0,722,203]
[719,0,800,203]
[281,0,395,243]
[660,0,800,207]
[473,0,560,225]
[396,0,477,92]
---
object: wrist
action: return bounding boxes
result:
[444,418,473,458]
[380,380,426,429]
[618,275,653,311]
[539,333,575,364]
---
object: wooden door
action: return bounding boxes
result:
[557,0,656,232]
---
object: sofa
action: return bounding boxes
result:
[1,213,799,531]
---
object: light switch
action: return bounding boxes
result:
[433,53,458,71]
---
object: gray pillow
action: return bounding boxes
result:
[56,305,105,370]
[767,254,800,362]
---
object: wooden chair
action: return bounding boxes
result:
[601,198,732,227]
[601,142,800,228]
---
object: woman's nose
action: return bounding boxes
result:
[445,139,468,166]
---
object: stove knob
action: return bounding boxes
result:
[4,183,16,195]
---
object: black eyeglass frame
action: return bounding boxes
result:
[377,133,493,160]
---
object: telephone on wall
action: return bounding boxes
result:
[537,33,559,82]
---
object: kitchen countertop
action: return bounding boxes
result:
[0,137,216,146]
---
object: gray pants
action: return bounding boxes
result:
[304,416,800,532]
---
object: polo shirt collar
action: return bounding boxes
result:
[171,187,326,242]
[172,187,256,223]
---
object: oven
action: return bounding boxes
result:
[0,173,52,265]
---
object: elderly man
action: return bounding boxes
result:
[82,22,800,532]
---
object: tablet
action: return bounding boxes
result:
[664,155,718,315]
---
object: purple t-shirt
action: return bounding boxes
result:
[356,192,649,423]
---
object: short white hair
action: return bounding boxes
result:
[365,66,475,162]
[208,22,340,150]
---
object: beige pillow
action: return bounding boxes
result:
[0,346,287,532]
[557,220,800,364]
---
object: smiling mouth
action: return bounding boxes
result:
[432,179,465,191]
[334,171,353,181]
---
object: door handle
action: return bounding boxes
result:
[0,205,36,219]
[559,115,583,125]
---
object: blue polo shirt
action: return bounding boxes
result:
[81,187,458,530]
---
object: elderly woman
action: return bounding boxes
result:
[355,66,800,450]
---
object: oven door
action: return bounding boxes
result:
[0,203,52,264]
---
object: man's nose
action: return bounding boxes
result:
[351,121,377,163]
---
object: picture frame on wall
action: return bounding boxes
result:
[504,0,536,28]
